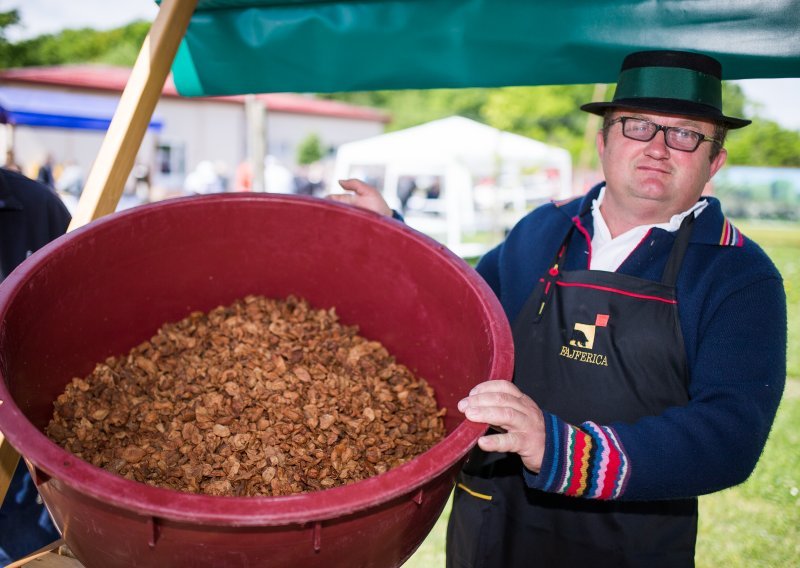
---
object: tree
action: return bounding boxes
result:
[297,133,324,165]
[0,9,21,68]
[721,82,748,121]
[329,81,800,168]
[481,84,598,162]
[0,9,19,39]
[0,19,149,69]
[726,119,800,167]
[320,88,491,132]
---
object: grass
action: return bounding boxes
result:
[405,219,800,567]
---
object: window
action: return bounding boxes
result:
[156,143,186,176]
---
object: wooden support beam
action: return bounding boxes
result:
[68,0,198,231]
[0,430,19,506]
[4,539,69,568]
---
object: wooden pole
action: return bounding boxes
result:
[0,430,18,506]
[68,0,198,231]
[1,0,198,508]
[245,95,266,192]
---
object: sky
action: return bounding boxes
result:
[2,0,799,131]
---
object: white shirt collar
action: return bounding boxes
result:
[589,186,707,272]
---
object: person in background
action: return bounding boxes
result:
[0,166,70,564]
[332,50,786,567]
[234,160,253,192]
[3,150,21,173]
[36,154,56,190]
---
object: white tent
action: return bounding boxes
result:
[333,116,572,256]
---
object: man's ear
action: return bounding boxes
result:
[708,147,727,180]
[596,129,606,160]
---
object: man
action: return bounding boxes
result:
[36,154,56,190]
[334,50,786,567]
[1,166,70,563]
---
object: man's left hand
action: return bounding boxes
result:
[458,380,546,472]
[329,179,392,216]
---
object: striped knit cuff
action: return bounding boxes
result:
[524,412,631,500]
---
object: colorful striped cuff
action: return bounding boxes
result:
[525,413,630,500]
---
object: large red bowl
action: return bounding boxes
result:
[0,193,513,567]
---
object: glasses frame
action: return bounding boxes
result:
[607,116,722,152]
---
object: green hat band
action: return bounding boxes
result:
[614,66,722,109]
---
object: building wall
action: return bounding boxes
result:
[151,98,244,193]
[267,113,385,166]
[3,84,386,199]
[5,86,157,188]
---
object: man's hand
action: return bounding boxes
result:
[329,179,393,217]
[458,380,546,473]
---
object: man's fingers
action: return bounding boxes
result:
[328,193,354,204]
[459,389,536,417]
[477,430,524,454]
[330,180,392,217]
[463,403,527,431]
[338,178,370,195]
[468,380,522,397]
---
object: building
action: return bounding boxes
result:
[0,65,389,201]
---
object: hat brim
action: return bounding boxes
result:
[581,98,751,129]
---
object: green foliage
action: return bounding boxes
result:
[482,84,598,161]
[320,88,491,132]
[721,81,748,120]
[0,9,21,67]
[0,9,20,40]
[726,120,800,167]
[324,84,599,162]
[325,80,800,169]
[296,132,324,165]
[0,20,149,69]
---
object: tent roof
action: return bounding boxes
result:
[0,85,163,131]
[336,116,570,170]
[171,0,800,97]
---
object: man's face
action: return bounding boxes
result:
[597,110,728,222]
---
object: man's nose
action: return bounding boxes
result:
[644,128,670,158]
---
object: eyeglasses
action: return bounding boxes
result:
[607,116,722,152]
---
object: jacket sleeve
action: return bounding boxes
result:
[475,244,503,297]
[524,275,787,501]
[46,191,72,240]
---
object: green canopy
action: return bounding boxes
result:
[171,0,800,97]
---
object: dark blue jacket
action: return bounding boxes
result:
[0,167,69,562]
[1,168,71,284]
[478,183,786,500]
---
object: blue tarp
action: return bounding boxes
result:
[0,86,163,132]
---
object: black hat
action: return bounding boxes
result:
[581,50,751,129]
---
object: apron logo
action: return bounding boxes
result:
[560,314,610,367]
[569,324,596,349]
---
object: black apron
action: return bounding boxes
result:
[447,215,698,568]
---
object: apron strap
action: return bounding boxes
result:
[526,206,695,321]
[660,213,695,286]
